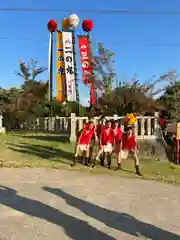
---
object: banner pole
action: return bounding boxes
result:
[176,122,180,164]
[176,140,179,164]
[87,32,96,108]
[47,31,54,117]
[48,32,53,102]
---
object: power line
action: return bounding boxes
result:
[98,41,180,47]
[0,36,37,41]
[1,8,180,15]
[1,36,180,47]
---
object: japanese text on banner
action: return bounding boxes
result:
[78,36,92,84]
[56,32,65,102]
[62,32,76,102]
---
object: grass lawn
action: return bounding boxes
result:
[0,132,180,184]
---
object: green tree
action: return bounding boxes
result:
[0,88,10,113]
[159,81,180,120]
[96,73,166,116]
[15,59,47,81]
[93,43,116,97]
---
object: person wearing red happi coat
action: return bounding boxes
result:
[88,117,97,165]
[95,120,114,169]
[113,120,123,170]
[96,117,106,166]
[72,122,95,167]
[120,125,142,176]
[77,116,97,165]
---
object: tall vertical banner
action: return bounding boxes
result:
[56,32,65,102]
[78,35,95,105]
[78,36,92,84]
[62,32,76,102]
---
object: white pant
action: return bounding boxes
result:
[120,149,129,159]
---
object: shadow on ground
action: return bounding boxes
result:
[7,143,73,163]
[21,134,69,144]
[0,185,113,240]
[43,186,180,240]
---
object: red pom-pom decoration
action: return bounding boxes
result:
[82,20,93,32]
[47,20,58,32]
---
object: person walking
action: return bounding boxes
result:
[96,116,106,166]
[71,122,95,167]
[120,125,142,176]
[95,120,114,169]
[113,120,123,170]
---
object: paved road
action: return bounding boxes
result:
[0,168,180,240]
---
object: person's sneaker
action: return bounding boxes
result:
[137,171,143,176]
[84,163,89,167]
[135,165,143,176]
[115,163,122,171]
[90,163,95,168]
[71,163,76,167]
[100,161,105,166]
[80,156,84,164]
[71,156,76,167]
[84,157,90,167]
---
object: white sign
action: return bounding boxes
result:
[62,32,76,102]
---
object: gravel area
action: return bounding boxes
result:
[0,168,180,240]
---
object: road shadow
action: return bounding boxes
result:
[7,143,73,163]
[43,187,180,240]
[21,134,69,144]
[0,185,113,240]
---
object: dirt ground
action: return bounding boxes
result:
[0,168,180,240]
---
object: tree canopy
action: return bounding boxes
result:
[0,55,179,130]
[159,81,180,120]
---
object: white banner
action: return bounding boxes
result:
[62,32,76,102]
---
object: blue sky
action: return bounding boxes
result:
[1,0,180,105]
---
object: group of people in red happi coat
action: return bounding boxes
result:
[71,115,142,176]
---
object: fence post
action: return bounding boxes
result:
[78,117,83,130]
[70,113,76,142]
[147,117,151,136]
[140,118,145,137]
[134,120,138,136]
[0,115,6,133]
[154,111,160,138]
[113,114,118,120]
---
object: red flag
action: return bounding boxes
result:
[78,36,92,84]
